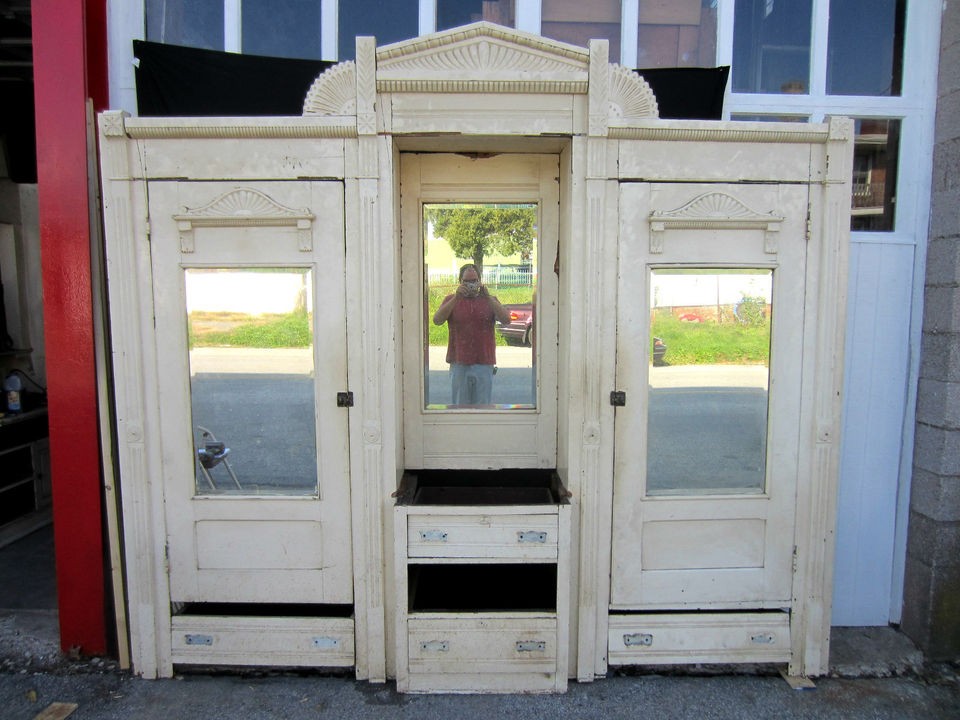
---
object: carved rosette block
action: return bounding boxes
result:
[173,188,315,252]
[303,62,359,116]
[648,192,783,254]
[100,110,128,138]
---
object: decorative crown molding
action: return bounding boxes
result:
[609,65,659,123]
[648,192,784,254]
[375,21,589,94]
[173,188,315,253]
[303,61,358,116]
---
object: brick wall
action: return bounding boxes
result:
[902,0,960,661]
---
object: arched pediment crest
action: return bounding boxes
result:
[648,192,784,254]
[609,64,659,123]
[303,61,357,116]
[376,22,590,94]
[174,188,315,253]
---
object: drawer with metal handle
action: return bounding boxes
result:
[407,512,559,559]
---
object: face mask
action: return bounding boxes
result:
[463,280,480,295]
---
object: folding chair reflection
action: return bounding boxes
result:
[196,426,242,491]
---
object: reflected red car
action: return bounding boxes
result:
[497,303,533,346]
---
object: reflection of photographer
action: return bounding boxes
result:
[433,263,512,405]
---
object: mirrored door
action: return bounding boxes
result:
[149,181,353,605]
[400,154,559,469]
[611,182,809,610]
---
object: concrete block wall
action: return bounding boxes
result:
[903,0,960,661]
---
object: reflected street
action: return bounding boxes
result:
[647,365,768,494]
[426,346,536,407]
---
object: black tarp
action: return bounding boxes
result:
[133,40,728,120]
[134,40,334,116]
[634,66,729,120]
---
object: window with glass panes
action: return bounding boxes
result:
[143,0,915,233]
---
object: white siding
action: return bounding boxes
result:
[833,239,915,625]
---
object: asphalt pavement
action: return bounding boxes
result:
[1,528,959,719]
[1,664,958,720]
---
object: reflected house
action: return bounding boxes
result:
[851,118,899,231]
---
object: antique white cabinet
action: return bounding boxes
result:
[99,23,850,688]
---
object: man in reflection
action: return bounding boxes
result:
[433,263,512,405]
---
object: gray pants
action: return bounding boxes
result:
[450,363,494,405]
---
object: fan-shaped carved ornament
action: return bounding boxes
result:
[174,188,315,253]
[376,22,589,94]
[303,61,357,116]
[648,192,784,254]
[609,65,659,122]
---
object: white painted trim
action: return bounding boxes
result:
[808,0,830,97]
[322,0,338,60]
[887,0,943,624]
[515,0,541,35]
[107,0,143,115]
[420,0,436,35]
[620,0,638,68]
[224,0,241,53]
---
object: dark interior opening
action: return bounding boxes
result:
[408,564,557,612]
[173,603,354,618]
[398,468,567,505]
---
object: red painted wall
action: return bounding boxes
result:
[32,0,109,655]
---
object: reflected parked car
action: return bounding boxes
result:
[653,336,667,366]
[497,303,533,346]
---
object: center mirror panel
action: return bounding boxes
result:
[399,153,559,470]
[423,203,538,410]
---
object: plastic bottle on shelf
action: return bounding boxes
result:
[4,372,22,414]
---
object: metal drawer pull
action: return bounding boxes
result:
[516,641,546,652]
[184,634,214,646]
[751,633,776,645]
[420,640,449,652]
[623,633,653,647]
[517,531,547,543]
[312,636,340,649]
[418,530,448,542]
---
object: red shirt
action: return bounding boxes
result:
[443,295,497,365]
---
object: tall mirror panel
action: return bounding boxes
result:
[647,268,773,496]
[186,267,318,496]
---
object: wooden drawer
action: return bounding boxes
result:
[608,612,791,665]
[170,615,354,667]
[406,615,563,692]
[407,512,559,560]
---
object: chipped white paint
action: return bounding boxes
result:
[98,22,849,688]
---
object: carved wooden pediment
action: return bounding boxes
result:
[173,188,315,252]
[301,21,660,128]
[376,22,590,94]
[648,192,784,254]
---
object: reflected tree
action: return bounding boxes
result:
[427,205,536,271]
